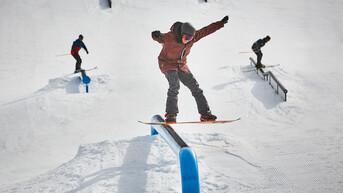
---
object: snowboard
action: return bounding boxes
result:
[242,64,280,73]
[138,118,241,125]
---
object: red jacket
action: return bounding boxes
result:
[152,20,224,73]
[70,39,88,55]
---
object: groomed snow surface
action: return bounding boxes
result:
[1,0,343,192]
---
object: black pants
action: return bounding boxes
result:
[72,53,82,70]
[164,70,210,115]
[254,50,263,66]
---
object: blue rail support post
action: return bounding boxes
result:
[150,115,200,193]
[81,70,91,93]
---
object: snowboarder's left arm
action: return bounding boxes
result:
[193,16,228,42]
[81,42,89,54]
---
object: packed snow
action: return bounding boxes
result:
[0,0,342,192]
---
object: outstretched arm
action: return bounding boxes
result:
[193,15,228,42]
[152,30,164,43]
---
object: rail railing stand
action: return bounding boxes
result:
[249,57,288,101]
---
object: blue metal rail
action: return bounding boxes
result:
[150,115,200,193]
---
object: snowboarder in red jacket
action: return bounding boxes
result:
[71,35,89,73]
[152,16,229,123]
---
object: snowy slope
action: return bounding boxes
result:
[1,0,343,192]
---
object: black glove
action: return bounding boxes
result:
[152,30,162,38]
[221,15,229,24]
[86,51,89,54]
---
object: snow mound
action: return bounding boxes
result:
[1,133,260,193]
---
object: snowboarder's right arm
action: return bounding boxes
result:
[152,30,164,43]
[152,31,175,44]
[252,39,264,51]
[71,41,78,54]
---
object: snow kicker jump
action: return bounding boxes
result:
[149,115,200,193]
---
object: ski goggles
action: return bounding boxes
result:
[182,34,194,41]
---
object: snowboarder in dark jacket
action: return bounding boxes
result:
[71,35,89,73]
[152,16,229,123]
[252,36,270,68]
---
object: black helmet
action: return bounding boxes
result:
[264,35,271,42]
[79,34,84,40]
[181,22,196,36]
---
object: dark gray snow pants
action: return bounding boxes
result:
[164,70,210,115]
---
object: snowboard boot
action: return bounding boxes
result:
[255,64,265,69]
[74,68,84,73]
[165,114,177,123]
[200,111,217,122]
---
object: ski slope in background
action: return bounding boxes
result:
[1,0,343,192]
